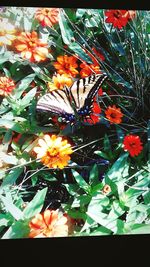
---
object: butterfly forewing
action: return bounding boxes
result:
[37,89,75,115]
[70,74,107,111]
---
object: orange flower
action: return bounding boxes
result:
[33,134,73,169]
[35,8,60,27]
[0,76,16,96]
[124,10,136,20]
[53,55,79,77]
[105,105,123,124]
[14,31,49,62]
[102,184,111,194]
[47,73,73,91]
[29,209,73,238]
[0,18,16,46]
[79,61,101,78]
[80,47,104,78]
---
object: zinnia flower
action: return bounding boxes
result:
[123,135,143,157]
[124,10,136,20]
[47,73,73,91]
[35,8,60,27]
[79,48,104,78]
[53,55,79,77]
[105,105,123,124]
[33,134,73,169]
[86,101,101,124]
[0,18,16,46]
[0,76,16,96]
[105,10,130,29]
[14,31,49,62]
[80,62,101,78]
[102,184,111,194]
[29,209,72,238]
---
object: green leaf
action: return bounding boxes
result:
[126,223,150,235]
[107,200,125,220]
[69,42,93,63]
[59,10,74,45]
[13,73,36,99]
[89,164,99,185]
[71,195,91,208]
[1,220,30,239]
[23,187,48,219]
[90,226,112,236]
[72,170,91,193]
[0,214,12,227]
[106,153,128,182]
[21,87,37,107]
[1,167,23,188]
[103,134,112,153]
[0,195,23,220]
[87,208,124,234]
[63,183,80,196]
[94,150,110,160]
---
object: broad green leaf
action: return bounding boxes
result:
[23,187,48,219]
[21,87,37,107]
[126,223,150,235]
[1,220,30,239]
[87,208,124,234]
[1,167,23,188]
[107,200,125,220]
[106,153,128,182]
[71,195,91,208]
[80,216,95,233]
[0,195,23,220]
[89,164,99,185]
[63,183,81,197]
[13,73,36,99]
[90,226,112,236]
[94,150,110,160]
[88,193,110,213]
[0,214,12,227]
[72,170,91,193]
[59,10,74,45]
[69,42,93,63]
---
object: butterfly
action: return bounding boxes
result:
[36,73,108,124]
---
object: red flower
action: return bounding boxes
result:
[105,10,129,29]
[98,87,103,96]
[105,105,123,124]
[86,102,101,124]
[123,135,143,157]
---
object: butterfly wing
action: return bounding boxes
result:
[70,73,107,112]
[36,73,107,123]
[37,89,75,117]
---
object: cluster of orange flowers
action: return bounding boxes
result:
[0,8,60,63]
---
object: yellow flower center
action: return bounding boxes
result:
[48,147,59,157]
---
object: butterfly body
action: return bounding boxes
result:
[37,73,108,123]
